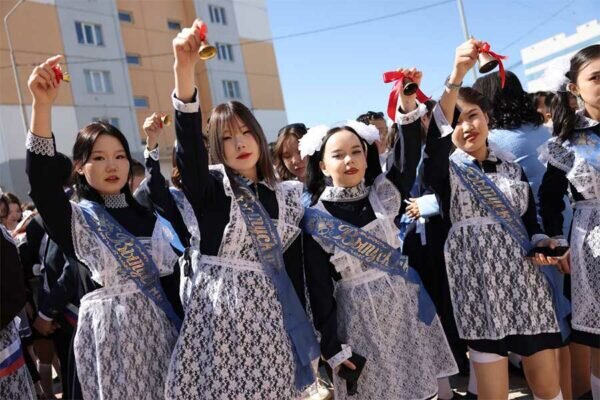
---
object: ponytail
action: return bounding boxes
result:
[551,91,576,142]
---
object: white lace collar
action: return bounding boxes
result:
[320,182,369,202]
[451,146,505,164]
[575,109,599,131]
[101,193,128,209]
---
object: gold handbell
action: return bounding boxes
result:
[478,52,499,74]
[61,71,71,82]
[402,78,419,96]
[198,41,217,61]
[161,115,172,126]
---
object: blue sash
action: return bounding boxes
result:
[78,200,182,331]
[450,157,570,339]
[567,130,600,172]
[231,178,320,390]
[301,207,437,325]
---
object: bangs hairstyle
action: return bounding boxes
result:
[305,126,381,206]
[473,70,543,130]
[207,101,277,187]
[72,122,144,212]
[457,87,492,115]
[553,44,600,141]
[274,123,307,181]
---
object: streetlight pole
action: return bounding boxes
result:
[457,0,478,81]
[4,0,29,133]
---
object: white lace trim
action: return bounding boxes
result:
[432,104,454,138]
[144,145,160,161]
[395,102,427,126]
[574,110,599,130]
[531,233,550,247]
[326,344,352,369]
[26,131,55,156]
[172,88,199,114]
[320,182,369,202]
[101,193,128,209]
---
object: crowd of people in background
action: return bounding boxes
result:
[1,18,598,400]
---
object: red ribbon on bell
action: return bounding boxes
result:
[478,42,508,88]
[52,64,70,83]
[383,71,429,121]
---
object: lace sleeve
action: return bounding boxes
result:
[26,131,55,156]
[539,139,575,173]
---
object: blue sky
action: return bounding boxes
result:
[266,0,599,126]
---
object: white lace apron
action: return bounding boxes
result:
[165,164,306,400]
[312,175,458,400]
[540,132,600,334]
[445,153,559,340]
[70,203,179,400]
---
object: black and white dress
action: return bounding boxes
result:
[304,179,457,400]
[164,92,310,399]
[26,133,180,399]
[0,225,35,400]
[143,145,199,310]
[539,113,600,348]
[423,106,562,355]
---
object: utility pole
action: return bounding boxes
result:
[457,0,478,81]
[4,0,28,133]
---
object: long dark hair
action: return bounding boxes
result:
[207,101,277,187]
[274,123,307,180]
[473,70,543,130]
[553,44,600,141]
[305,126,381,206]
[72,122,144,213]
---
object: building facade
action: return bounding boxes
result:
[521,19,600,92]
[0,0,287,198]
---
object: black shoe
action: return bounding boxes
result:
[463,391,477,399]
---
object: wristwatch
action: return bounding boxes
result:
[444,76,462,91]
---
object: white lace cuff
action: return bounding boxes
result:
[531,234,550,247]
[144,145,160,161]
[415,194,440,218]
[26,131,55,156]
[395,102,427,126]
[551,236,569,246]
[38,312,53,322]
[432,104,454,138]
[326,344,352,369]
[172,88,199,113]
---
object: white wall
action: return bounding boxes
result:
[253,109,288,143]
[0,105,79,198]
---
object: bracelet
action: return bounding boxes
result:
[444,76,462,91]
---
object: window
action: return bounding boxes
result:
[126,54,141,65]
[208,5,227,25]
[84,70,112,93]
[167,20,182,30]
[118,11,133,23]
[75,22,104,46]
[134,96,149,108]
[222,80,240,99]
[216,43,234,62]
[92,117,120,128]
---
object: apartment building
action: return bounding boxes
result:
[0,0,287,197]
[521,19,600,92]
